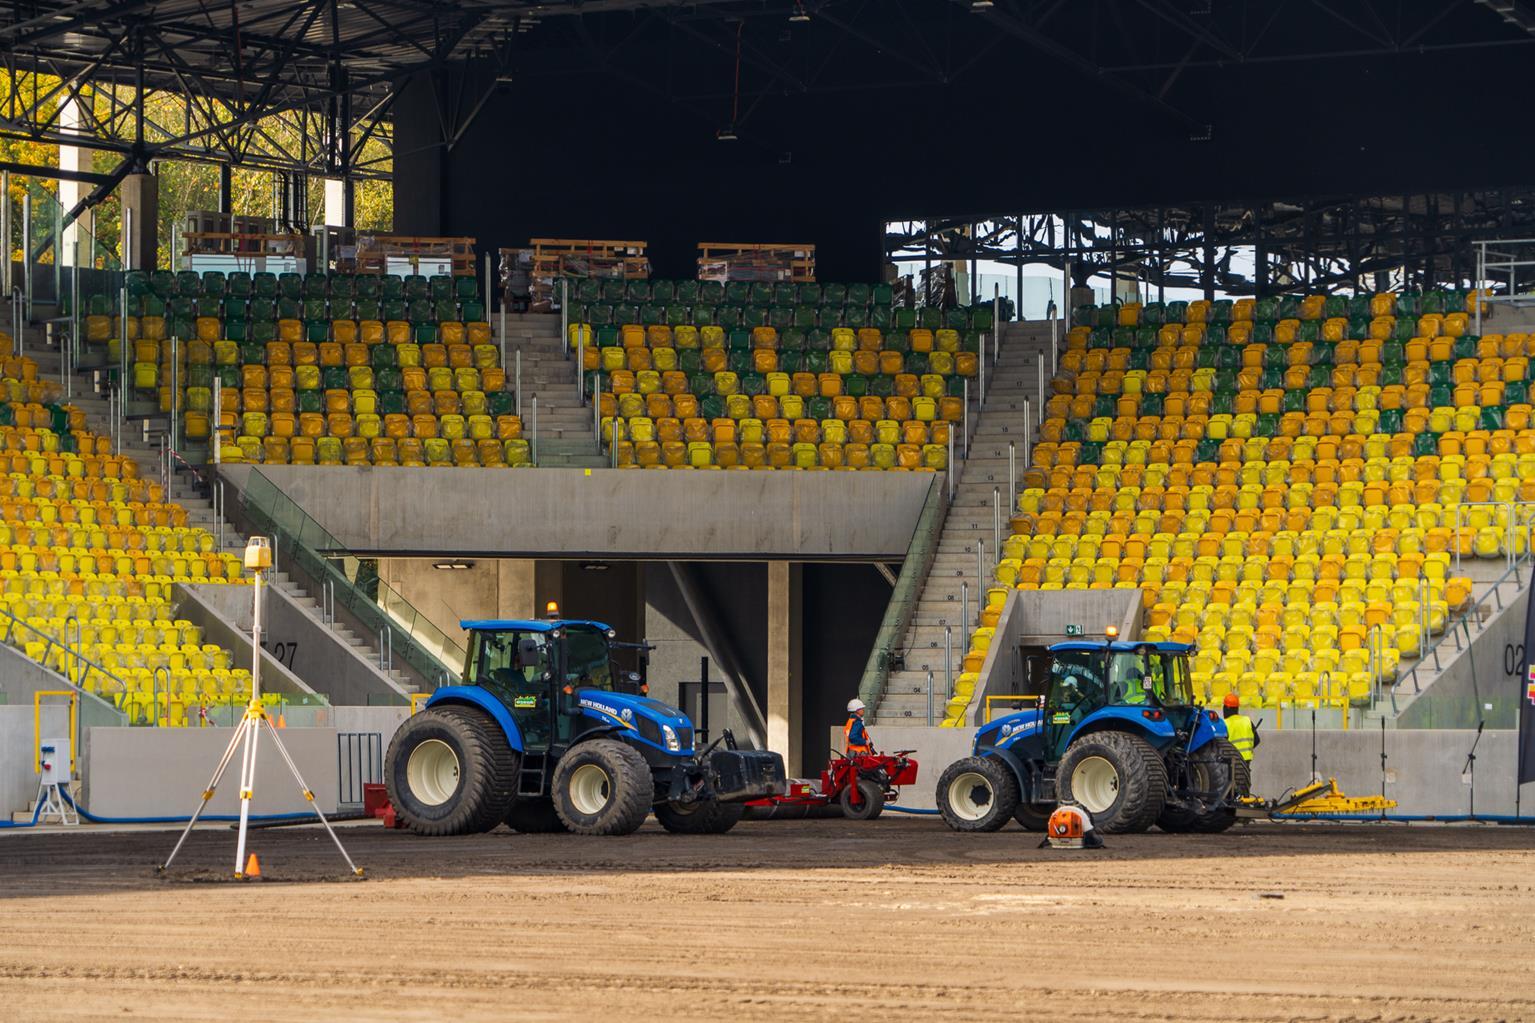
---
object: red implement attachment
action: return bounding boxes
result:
[744,750,918,821]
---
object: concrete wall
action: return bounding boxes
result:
[221,464,932,560]
[84,726,341,816]
[970,588,1143,724]
[847,725,1535,817]
[375,558,536,653]
[185,583,414,707]
[171,585,317,698]
[0,703,72,818]
[1399,587,1527,731]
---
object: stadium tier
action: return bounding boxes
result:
[0,353,257,726]
[83,270,530,468]
[576,279,989,470]
[942,288,1512,725]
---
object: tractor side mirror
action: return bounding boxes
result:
[517,638,542,664]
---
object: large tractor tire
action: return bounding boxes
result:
[1012,802,1056,832]
[839,779,885,821]
[550,739,653,836]
[505,797,568,834]
[1159,740,1250,834]
[655,798,746,834]
[385,706,520,836]
[1057,731,1167,834]
[936,756,1019,832]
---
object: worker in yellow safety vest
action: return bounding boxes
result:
[1223,693,1258,761]
[844,698,873,754]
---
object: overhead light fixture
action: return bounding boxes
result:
[971,0,994,9]
[432,560,474,571]
[580,561,610,572]
[789,2,811,21]
[716,126,738,141]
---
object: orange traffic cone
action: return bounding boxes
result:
[244,853,261,877]
[277,714,287,729]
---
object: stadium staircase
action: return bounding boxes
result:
[12,297,427,702]
[501,312,605,468]
[873,318,1056,724]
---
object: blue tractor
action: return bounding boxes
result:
[385,613,787,837]
[935,639,1249,834]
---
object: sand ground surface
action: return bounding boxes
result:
[1,819,1533,1022]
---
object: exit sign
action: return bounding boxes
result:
[1064,624,1084,636]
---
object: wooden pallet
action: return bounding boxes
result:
[354,234,476,275]
[525,238,650,311]
[181,231,305,257]
[697,241,815,283]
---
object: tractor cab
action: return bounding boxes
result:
[461,611,656,754]
[1043,639,1197,756]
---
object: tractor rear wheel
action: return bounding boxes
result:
[550,739,652,836]
[1057,731,1166,834]
[839,779,885,821]
[1159,740,1249,834]
[385,706,519,837]
[1012,802,1055,832]
[655,798,746,834]
[505,797,568,834]
[936,756,1018,832]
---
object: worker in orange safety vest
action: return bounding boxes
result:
[844,698,873,753]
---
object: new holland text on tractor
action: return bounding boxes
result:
[385,608,787,836]
[935,639,1249,834]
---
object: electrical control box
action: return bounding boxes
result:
[39,737,71,785]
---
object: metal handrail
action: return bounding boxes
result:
[0,602,132,700]
[1397,538,1535,702]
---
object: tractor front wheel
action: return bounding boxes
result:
[839,779,885,821]
[655,798,746,834]
[936,756,1018,832]
[385,706,519,837]
[1057,731,1167,834]
[550,739,652,836]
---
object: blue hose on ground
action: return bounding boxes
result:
[56,789,315,826]
[883,805,941,815]
[1272,811,1535,824]
[0,801,44,829]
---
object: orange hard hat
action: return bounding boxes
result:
[1223,693,1240,709]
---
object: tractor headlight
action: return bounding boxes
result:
[662,725,681,752]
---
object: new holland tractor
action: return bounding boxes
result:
[385,610,787,837]
[935,639,1249,834]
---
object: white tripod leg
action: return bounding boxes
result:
[262,715,364,877]
[159,716,252,872]
[233,710,263,876]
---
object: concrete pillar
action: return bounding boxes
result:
[766,561,803,775]
[121,172,158,270]
[57,99,92,267]
[497,559,537,619]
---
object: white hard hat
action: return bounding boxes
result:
[847,698,866,713]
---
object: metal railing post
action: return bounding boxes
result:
[979,329,986,405]
[0,170,8,292]
[212,383,221,464]
[169,334,178,452]
[960,581,969,650]
[576,325,585,404]
[515,349,522,416]
[69,239,79,397]
[943,625,952,699]
[560,278,569,356]
[962,377,970,460]
[1008,442,1016,505]
[946,429,954,500]
[1023,399,1032,467]
[531,395,539,465]
[992,487,1001,566]
[926,669,934,726]
[1050,312,1058,377]
[483,251,492,323]
[594,371,602,453]
[1037,352,1045,419]
[976,538,986,597]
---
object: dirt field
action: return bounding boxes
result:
[2,819,1534,1022]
